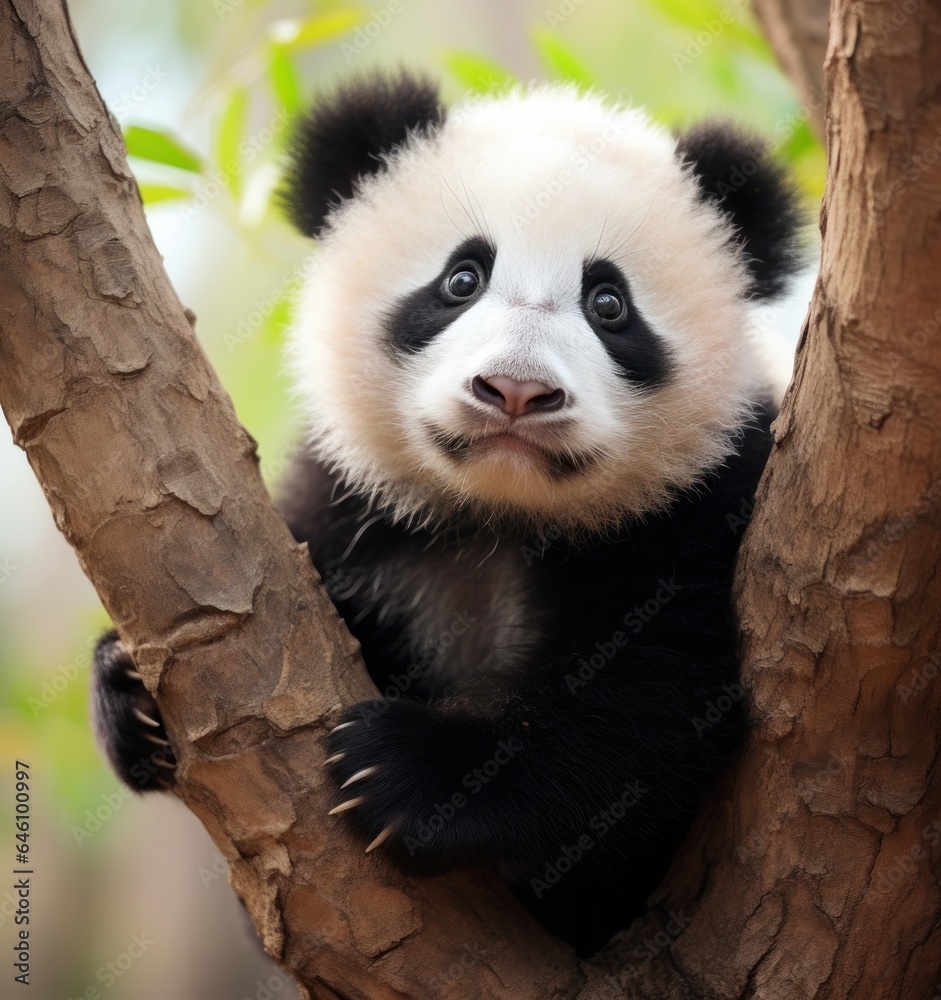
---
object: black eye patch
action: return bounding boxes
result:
[581,258,672,389]
[385,237,496,354]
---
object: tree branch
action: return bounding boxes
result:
[0,2,604,996]
[2,0,938,997]
[751,0,829,137]
[607,0,941,994]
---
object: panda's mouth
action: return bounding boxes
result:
[427,424,597,479]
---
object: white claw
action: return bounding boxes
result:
[330,721,356,734]
[144,732,171,747]
[340,766,378,789]
[133,707,161,728]
[154,756,176,770]
[323,753,345,766]
[365,825,395,854]
[125,669,143,681]
[328,796,365,815]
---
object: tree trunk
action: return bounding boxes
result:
[751,0,829,138]
[1,0,938,998]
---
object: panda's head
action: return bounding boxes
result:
[283,72,802,533]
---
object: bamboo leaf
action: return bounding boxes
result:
[216,86,250,194]
[441,50,518,94]
[138,183,192,205]
[268,43,303,116]
[123,125,202,173]
[531,28,596,87]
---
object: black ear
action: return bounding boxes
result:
[281,70,445,238]
[676,122,804,299]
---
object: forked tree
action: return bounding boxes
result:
[0,0,938,996]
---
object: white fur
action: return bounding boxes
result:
[289,85,772,533]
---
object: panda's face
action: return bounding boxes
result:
[290,87,767,532]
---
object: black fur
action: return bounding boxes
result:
[581,257,673,388]
[281,70,445,237]
[385,236,496,354]
[91,631,175,792]
[676,121,803,299]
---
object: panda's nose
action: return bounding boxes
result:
[471,375,566,417]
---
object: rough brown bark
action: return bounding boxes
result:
[751,0,829,138]
[1,0,939,997]
[607,0,941,996]
[0,2,602,997]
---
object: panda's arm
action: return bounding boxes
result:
[323,641,743,872]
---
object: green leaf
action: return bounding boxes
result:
[441,50,518,94]
[216,86,250,194]
[268,43,303,116]
[271,9,365,50]
[653,0,723,32]
[531,28,596,87]
[138,183,191,205]
[655,0,773,63]
[123,125,202,173]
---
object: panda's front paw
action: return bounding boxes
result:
[324,699,495,871]
[91,630,177,793]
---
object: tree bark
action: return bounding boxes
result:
[751,0,830,138]
[604,0,941,996]
[1,0,939,998]
[0,2,601,997]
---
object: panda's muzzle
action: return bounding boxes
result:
[426,420,598,480]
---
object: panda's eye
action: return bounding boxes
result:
[441,261,484,304]
[587,283,629,330]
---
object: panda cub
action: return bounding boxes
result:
[92,72,801,955]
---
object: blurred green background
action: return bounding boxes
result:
[0,1,823,997]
